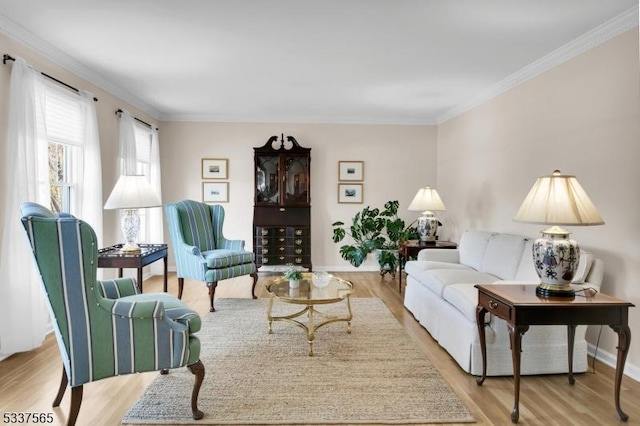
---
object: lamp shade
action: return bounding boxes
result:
[408,186,446,213]
[513,170,603,226]
[104,175,161,210]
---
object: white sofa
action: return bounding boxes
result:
[403,230,604,376]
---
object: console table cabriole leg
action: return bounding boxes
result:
[476,305,488,386]
[308,305,315,356]
[567,325,576,385]
[267,296,274,334]
[508,324,529,424]
[163,256,168,292]
[610,324,631,422]
[137,268,143,293]
[345,295,353,334]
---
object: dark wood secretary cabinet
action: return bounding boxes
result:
[253,135,311,270]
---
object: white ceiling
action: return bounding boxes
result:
[0,1,637,124]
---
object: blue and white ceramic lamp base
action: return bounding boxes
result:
[533,226,579,297]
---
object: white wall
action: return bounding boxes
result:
[159,122,437,270]
[437,29,640,377]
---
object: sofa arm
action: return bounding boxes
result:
[417,248,460,263]
[583,258,604,291]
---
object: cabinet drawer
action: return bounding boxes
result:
[286,227,309,238]
[479,292,511,320]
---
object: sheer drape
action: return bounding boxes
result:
[148,128,164,274]
[118,110,137,175]
[0,58,50,355]
[76,91,103,244]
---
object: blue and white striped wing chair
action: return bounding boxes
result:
[20,202,205,426]
[165,200,258,312]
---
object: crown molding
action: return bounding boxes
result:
[436,5,639,124]
[160,112,437,126]
[0,13,162,119]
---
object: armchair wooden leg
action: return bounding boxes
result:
[52,364,83,426]
[187,360,205,420]
[208,282,218,312]
[67,385,83,426]
[178,277,184,299]
[250,272,258,299]
[53,365,68,407]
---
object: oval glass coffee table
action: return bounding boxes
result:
[265,272,354,356]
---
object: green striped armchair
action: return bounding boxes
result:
[20,202,205,426]
[165,200,258,312]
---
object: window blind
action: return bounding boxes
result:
[44,82,83,146]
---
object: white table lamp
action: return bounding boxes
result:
[514,170,604,297]
[408,186,446,243]
[104,175,162,252]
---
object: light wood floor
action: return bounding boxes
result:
[1,272,638,426]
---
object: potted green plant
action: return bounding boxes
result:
[332,200,418,276]
[283,264,303,288]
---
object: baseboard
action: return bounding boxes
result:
[588,342,639,383]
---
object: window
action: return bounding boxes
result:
[43,82,84,213]
[48,142,72,213]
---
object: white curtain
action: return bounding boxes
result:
[0,58,50,356]
[148,127,164,274]
[118,110,137,175]
[76,91,103,244]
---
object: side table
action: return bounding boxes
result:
[398,240,457,292]
[98,243,168,293]
[475,284,634,423]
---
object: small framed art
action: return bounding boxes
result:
[202,158,228,179]
[338,183,363,204]
[338,161,364,181]
[203,182,229,203]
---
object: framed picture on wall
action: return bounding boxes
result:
[338,161,364,181]
[202,158,228,179]
[338,183,363,204]
[203,182,229,203]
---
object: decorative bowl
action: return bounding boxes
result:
[312,271,331,288]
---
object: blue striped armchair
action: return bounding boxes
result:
[20,202,205,426]
[165,200,258,312]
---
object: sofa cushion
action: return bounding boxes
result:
[514,240,539,281]
[481,234,527,280]
[204,249,255,268]
[572,250,593,284]
[442,284,478,323]
[458,231,494,271]
[417,249,460,263]
[414,268,500,297]
[405,260,473,277]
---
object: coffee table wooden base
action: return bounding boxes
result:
[267,295,352,356]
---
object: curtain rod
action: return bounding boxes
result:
[115,109,158,131]
[3,54,98,102]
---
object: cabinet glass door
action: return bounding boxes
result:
[256,155,279,204]
[284,155,309,205]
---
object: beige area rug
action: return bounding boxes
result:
[122,298,474,424]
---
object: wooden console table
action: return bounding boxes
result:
[398,240,457,292]
[475,284,634,423]
[98,244,168,293]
